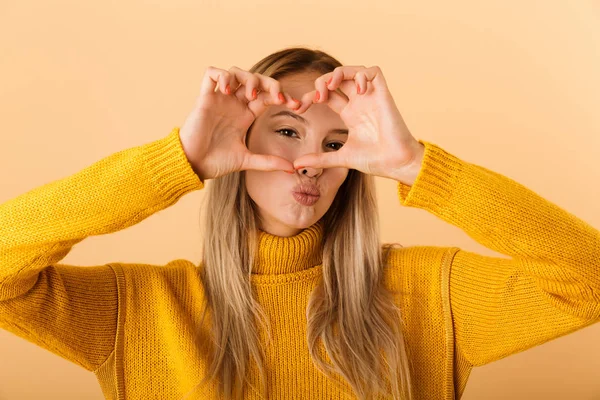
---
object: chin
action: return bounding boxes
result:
[273,212,314,230]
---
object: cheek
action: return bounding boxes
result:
[249,135,294,160]
[244,170,284,206]
[321,169,349,200]
[331,168,350,188]
[245,170,264,196]
[268,139,296,160]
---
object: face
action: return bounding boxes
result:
[245,71,350,237]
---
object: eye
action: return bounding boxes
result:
[275,128,298,138]
[326,142,344,151]
[276,128,344,151]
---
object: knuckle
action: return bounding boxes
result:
[272,80,282,92]
[251,73,262,84]
[230,66,246,77]
[205,66,217,76]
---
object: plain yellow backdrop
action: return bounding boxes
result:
[1,0,599,398]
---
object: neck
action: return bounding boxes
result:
[252,219,324,275]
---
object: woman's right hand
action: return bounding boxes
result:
[179,66,303,181]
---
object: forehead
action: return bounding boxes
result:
[268,71,346,127]
[277,71,321,95]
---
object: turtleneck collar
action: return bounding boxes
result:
[252,219,324,275]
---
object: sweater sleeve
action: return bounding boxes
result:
[397,139,600,367]
[0,126,204,371]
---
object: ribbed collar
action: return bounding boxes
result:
[252,219,324,275]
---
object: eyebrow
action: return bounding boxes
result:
[270,110,348,135]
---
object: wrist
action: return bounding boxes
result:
[393,142,425,186]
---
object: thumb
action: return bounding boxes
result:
[241,151,294,173]
[293,152,344,170]
[324,89,349,116]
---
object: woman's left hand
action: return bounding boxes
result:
[291,65,425,184]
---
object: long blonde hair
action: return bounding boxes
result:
[184,47,413,400]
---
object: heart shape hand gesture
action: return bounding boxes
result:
[290,65,425,183]
[179,65,424,185]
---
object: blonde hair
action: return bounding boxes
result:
[183,47,413,400]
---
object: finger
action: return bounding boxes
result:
[288,95,303,111]
[292,88,347,116]
[234,85,249,104]
[251,75,302,111]
[316,65,367,103]
[229,67,285,106]
[254,73,286,106]
[322,89,349,116]
[314,71,335,104]
[245,90,300,118]
[245,90,270,116]
[218,71,230,95]
[355,70,369,95]
[241,151,295,173]
[199,66,228,97]
[228,67,268,104]
[326,66,365,92]
[333,80,356,100]
[227,72,241,97]
[250,88,299,111]
[228,67,301,116]
[292,150,347,170]
[283,94,306,114]
[233,76,252,104]
[228,66,260,103]
[354,66,387,95]
[318,65,388,101]
[291,90,320,114]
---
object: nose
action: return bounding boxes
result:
[297,166,322,178]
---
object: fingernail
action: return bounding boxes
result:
[356,83,361,94]
[252,88,257,100]
[313,91,320,102]
[225,84,231,95]
[327,77,333,86]
[278,92,285,102]
[285,170,295,174]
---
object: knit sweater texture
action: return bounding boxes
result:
[1,127,599,400]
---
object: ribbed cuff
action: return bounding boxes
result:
[397,139,463,216]
[142,127,205,203]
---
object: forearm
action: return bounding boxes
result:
[391,141,426,186]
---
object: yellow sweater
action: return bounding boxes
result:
[1,127,599,400]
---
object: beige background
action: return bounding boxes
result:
[1,0,599,398]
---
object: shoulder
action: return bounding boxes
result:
[108,258,203,293]
[381,244,460,295]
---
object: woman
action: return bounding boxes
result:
[0,47,598,400]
